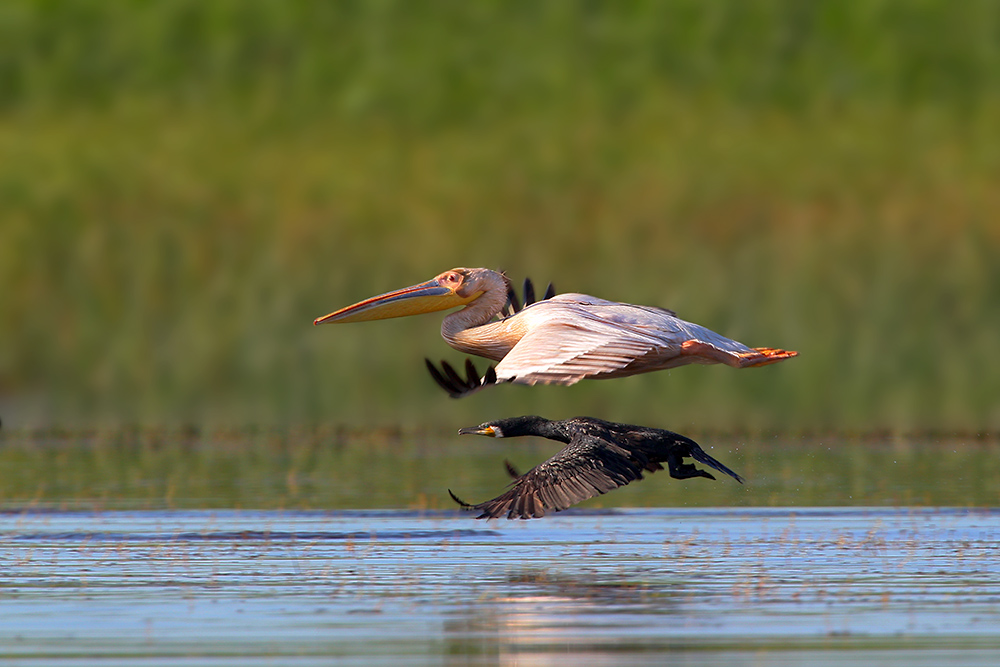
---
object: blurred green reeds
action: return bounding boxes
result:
[1,428,997,510]
[1,1,998,431]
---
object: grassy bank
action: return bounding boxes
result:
[1,1,998,431]
[1,428,997,509]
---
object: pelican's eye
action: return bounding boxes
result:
[440,271,463,287]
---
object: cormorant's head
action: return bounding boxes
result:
[458,415,554,439]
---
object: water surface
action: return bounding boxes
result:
[3,507,999,665]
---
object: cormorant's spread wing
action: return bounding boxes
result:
[455,432,648,520]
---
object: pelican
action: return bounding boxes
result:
[314,267,796,390]
[448,416,743,520]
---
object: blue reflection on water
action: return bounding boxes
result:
[2,507,999,666]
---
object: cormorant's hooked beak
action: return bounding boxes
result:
[458,425,498,437]
[314,277,478,325]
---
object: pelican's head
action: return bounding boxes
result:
[314,267,506,325]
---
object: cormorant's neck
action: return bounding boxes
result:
[504,417,572,443]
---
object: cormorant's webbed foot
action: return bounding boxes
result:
[665,450,717,481]
[668,461,717,481]
[425,358,498,398]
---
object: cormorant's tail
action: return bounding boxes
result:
[686,443,745,484]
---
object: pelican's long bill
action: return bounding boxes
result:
[314,276,480,325]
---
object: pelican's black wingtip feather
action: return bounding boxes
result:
[441,359,468,388]
[522,277,536,306]
[501,276,556,315]
[424,359,462,398]
[425,358,500,398]
[425,358,456,396]
[505,283,521,316]
[463,358,480,385]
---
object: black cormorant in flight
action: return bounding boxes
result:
[449,416,743,520]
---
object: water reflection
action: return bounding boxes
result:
[445,569,686,667]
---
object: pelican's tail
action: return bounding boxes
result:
[738,347,798,367]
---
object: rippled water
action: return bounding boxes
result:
[3,507,999,665]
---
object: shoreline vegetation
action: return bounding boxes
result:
[0,427,997,510]
[2,1,998,431]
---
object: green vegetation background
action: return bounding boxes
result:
[2,0,998,433]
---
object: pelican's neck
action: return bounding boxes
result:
[440,276,512,360]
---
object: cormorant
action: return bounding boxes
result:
[449,416,744,520]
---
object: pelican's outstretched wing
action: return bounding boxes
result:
[495,295,796,386]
